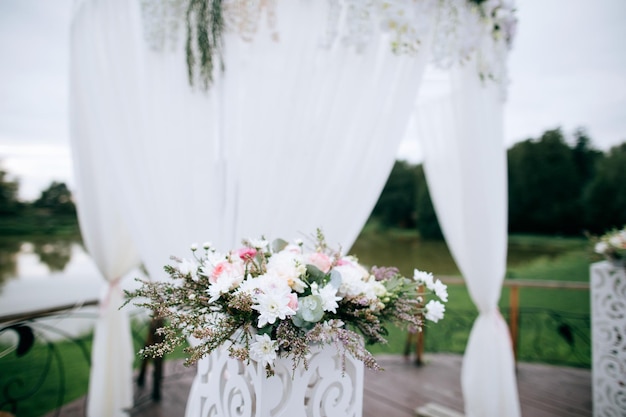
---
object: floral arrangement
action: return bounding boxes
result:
[593,226,626,261]
[124,230,447,376]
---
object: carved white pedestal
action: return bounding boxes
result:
[591,261,626,416]
[184,344,364,417]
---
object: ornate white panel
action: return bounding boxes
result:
[591,261,626,416]
[185,344,364,417]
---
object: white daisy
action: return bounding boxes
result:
[249,334,278,367]
[252,290,296,328]
[425,300,445,323]
[432,279,448,302]
[413,269,435,290]
[314,284,341,313]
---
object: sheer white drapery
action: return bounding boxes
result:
[70,5,141,414]
[70,0,431,414]
[70,0,433,279]
[70,0,520,415]
[415,51,521,417]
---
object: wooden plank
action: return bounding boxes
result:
[45,354,591,417]
[416,403,465,417]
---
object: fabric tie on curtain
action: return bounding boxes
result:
[88,280,136,417]
[462,309,519,416]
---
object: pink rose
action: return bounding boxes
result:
[336,258,350,266]
[308,252,332,273]
[210,261,243,284]
[237,247,257,261]
[287,293,298,311]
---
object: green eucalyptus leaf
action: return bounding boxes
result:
[329,269,342,288]
[299,295,324,323]
[271,238,288,253]
[305,264,328,285]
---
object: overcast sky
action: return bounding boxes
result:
[1,0,625,200]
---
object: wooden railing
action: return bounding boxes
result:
[408,276,590,365]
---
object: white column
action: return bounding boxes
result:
[590,260,626,417]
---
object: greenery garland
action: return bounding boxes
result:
[184,0,225,90]
[174,0,511,90]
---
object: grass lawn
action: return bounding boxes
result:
[360,232,592,368]
[0,319,190,417]
[0,334,92,417]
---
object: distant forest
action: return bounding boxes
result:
[0,174,77,235]
[1,127,625,238]
[371,127,626,238]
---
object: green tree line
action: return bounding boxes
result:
[2,127,624,238]
[0,168,77,235]
[371,128,626,237]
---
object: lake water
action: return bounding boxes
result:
[0,233,580,344]
[0,233,571,318]
[0,239,149,318]
[0,238,152,344]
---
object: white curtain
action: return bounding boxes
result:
[70,3,141,413]
[416,54,521,417]
[70,0,433,280]
[70,3,144,416]
[70,0,431,414]
[71,1,521,416]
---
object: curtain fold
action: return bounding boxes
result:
[416,52,521,417]
[70,2,143,416]
[70,0,432,414]
[71,0,433,278]
[71,1,520,416]
[217,1,434,250]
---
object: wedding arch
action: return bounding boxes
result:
[69,1,520,416]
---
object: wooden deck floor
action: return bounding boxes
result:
[48,354,591,417]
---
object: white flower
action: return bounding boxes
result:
[335,263,369,298]
[178,258,197,278]
[248,238,269,250]
[202,241,212,250]
[425,300,445,323]
[190,243,198,251]
[207,275,239,302]
[413,269,435,290]
[609,235,625,248]
[432,279,448,302]
[313,284,341,313]
[267,251,307,292]
[371,281,387,297]
[249,334,278,367]
[252,290,296,328]
[595,241,609,254]
[205,259,245,302]
[249,273,291,294]
[198,251,227,277]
